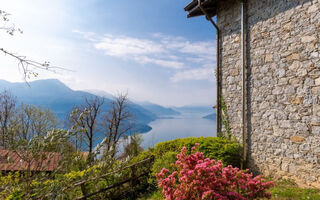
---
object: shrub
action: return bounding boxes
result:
[156,144,274,200]
[152,151,177,177]
[154,137,241,168]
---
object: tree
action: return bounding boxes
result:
[0,90,17,148]
[123,134,143,159]
[100,93,133,159]
[14,104,58,141]
[70,96,105,165]
[10,129,72,196]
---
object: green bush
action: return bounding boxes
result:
[153,137,241,168]
[151,151,177,176]
[132,137,242,198]
[133,137,241,181]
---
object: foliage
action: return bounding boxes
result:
[156,144,274,200]
[153,137,241,168]
[0,161,123,199]
[219,96,232,140]
[137,190,163,200]
[123,134,144,159]
[152,151,177,177]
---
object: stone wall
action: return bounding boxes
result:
[217,0,320,187]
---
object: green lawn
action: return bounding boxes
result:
[270,179,320,200]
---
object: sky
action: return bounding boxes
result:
[0,0,217,107]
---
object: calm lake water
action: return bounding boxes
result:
[141,113,217,149]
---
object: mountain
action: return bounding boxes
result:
[0,79,93,119]
[85,89,115,99]
[86,91,157,124]
[174,105,214,115]
[0,79,155,129]
[203,113,217,120]
[138,102,180,117]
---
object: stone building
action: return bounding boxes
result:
[185,0,320,187]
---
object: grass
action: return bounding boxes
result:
[270,179,320,200]
[138,179,320,200]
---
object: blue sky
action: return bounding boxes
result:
[0,0,217,106]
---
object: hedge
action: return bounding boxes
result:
[153,137,242,168]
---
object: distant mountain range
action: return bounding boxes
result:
[138,102,180,117]
[203,113,217,120]
[0,79,216,129]
[0,79,157,133]
[174,105,214,115]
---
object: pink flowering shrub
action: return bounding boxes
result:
[156,143,274,200]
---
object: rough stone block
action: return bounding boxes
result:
[289,164,296,173]
[273,126,284,136]
[301,35,316,43]
[297,68,307,77]
[312,125,320,136]
[311,86,320,94]
[280,120,292,128]
[311,52,319,58]
[290,96,304,105]
[315,78,320,86]
[294,154,301,159]
[234,36,240,43]
[290,136,305,143]
[230,68,239,76]
[289,78,301,85]
[265,54,273,62]
[286,53,300,62]
[274,149,282,156]
[313,104,320,116]
[283,22,293,31]
[308,4,318,13]
[281,162,289,172]
[289,61,300,71]
[285,86,295,94]
[272,87,283,95]
[299,143,310,151]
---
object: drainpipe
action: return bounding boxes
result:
[241,0,247,169]
[197,0,222,134]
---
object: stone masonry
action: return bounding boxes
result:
[216,0,320,187]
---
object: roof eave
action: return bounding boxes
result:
[184,0,218,18]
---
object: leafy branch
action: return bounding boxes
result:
[0,9,67,80]
[0,10,22,35]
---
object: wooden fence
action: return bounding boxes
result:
[74,156,154,200]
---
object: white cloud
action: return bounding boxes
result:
[75,31,217,81]
[134,56,184,69]
[171,67,215,82]
[94,35,164,57]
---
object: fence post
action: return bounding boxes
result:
[80,183,87,200]
[130,165,137,198]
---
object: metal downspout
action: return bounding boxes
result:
[241,0,247,169]
[197,0,222,134]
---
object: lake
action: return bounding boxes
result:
[141,113,217,149]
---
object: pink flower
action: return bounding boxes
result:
[156,144,274,200]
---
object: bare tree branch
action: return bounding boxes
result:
[0,9,69,81]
